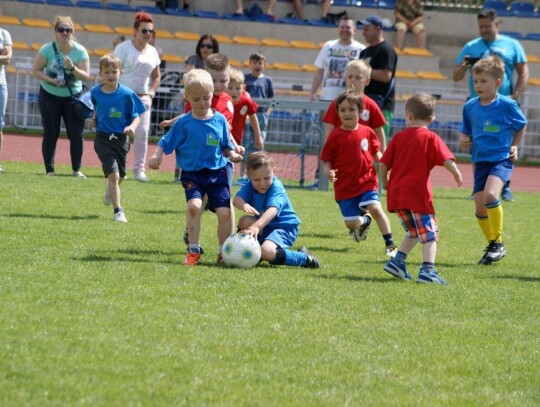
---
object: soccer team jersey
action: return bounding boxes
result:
[320,126,381,201]
[322,95,387,130]
[231,92,258,144]
[380,127,455,214]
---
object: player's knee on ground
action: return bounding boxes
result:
[261,241,278,262]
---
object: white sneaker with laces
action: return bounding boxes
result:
[72,171,87,179]
[113,211,127,223]
[134,172,149,182]
[103,185,111,206]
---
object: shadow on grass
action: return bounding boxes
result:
[299,245,350,253]
[300,233,335,239]
[5,212,99,221]
[74,248,180,264]
[143,209,183,215]
[310,272,396,283]
[490,275,540,283]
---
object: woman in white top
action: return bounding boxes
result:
[113,11,161,182]
[0,20,12,174]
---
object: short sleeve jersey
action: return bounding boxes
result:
[359,41,397,111]
[0,28,12,85]
[113,40,161,94]
[323,94,387,129]
[380,127,455,214]
[185,93,234,129]
[320,126,381,200]
[231,91,258,144]
[244,74,274,113]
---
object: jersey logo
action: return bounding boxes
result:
[361,109,370,122]
[360,138,369,151]
[240,105,248,116]
[110,107,122,118]
[483,120,499,133]
[206,133,220,146]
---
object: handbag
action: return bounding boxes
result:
[52,42,94,120]
[367,77,395,110]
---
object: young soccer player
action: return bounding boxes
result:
[149,69,243,266]
[320,90,397,257]
[380,94,463,284]
[233,151,320,268]
[459,56,526,265]
[91,54,146,223]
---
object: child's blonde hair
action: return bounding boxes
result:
[205,53,230,71]
[246,151,275,173]
[228,69,245,86]
[183,69,214,94]
[346,59,371,78]
[472,56,504,81]
[335,90,364,113]
[99,54,122,71]
[405,93,435,121]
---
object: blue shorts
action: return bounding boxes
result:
[337,190,381,221]
[180,167,230,210]
[473,159,513,194]
[395,209,438,243]
[259,224,299,249]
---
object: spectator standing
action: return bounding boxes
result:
[394,0,426,50]
[310,15,364,102]
[113,11,161,182]
[0,20,12,174]
[185,34,219,71]
[453,9,529,201]
[359,15,398,143]
[31,16,90,178]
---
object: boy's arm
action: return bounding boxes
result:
[223,147,243,163]
[373,150,382,163]
[149,146,165,169]
[322,161,337,183]
[242,206,278,240]
[323,123,334,145]
[248,113,264,150]
[510,127,526,161]
[310,68,324,101]
[124,116,141,137]
[379,162,389,190]
[374,127,386,152]
[459,132,471,153]
[233,195,259,215]
[159,115,181,129]
[443,159,463,187]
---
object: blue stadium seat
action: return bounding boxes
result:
[135,5,165,14]
[222,13,251,21]
[524,33,540,41]
[378,0,396,9]
[278,17,309,25]
[193,10,222,19]
[76,1,105,9]
[500,31,524,40]
[482,0,511,16]
[17,0,45,4]
[47,0,74,6]
[509,1,537,17]
[108,2,134,11]
[165,7,190,16]
[307,18,336,27]
[356,0,379,9]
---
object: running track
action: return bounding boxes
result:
[3,134,539,193]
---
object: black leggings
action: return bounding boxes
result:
[39,86,85,173]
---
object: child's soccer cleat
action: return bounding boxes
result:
[183,252,201,266]
[216,253,225,266]
[501,182,514,202]
[478,240,505,265]
[385,245,398,258]
[350,214,372,242]
[183,228,204,254]
[384,258,413,281]
[113,211,127,223]
[0,164,5,173]
[103,185,111,206]
[417,268,448,285]
[298,246,320,269]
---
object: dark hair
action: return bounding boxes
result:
[335,90,363,113]
[477,9,497,21]
[249,52,266,63]
[195,34,219,58]
[134,11,153,29]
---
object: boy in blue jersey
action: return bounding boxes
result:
[91,54,146,223]
[233,151,320,268]
[459,56,527,265]
[149,69,243,266]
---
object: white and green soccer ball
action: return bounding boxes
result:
[222,233,262,269]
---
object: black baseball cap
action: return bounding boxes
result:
[359,15,383,28]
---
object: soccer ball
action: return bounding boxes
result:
[222,233,262,269]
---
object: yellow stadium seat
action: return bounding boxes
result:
[154,29,173,39]
[7,65,17,74]
[162,53,184,63]
[290,40,319,50]
[393,47,404,55]
[262,38,290,47]
[11,41,31,51]
[302,64,318,72]
[174,31,200,41]
[395,69,417,79]
[232,36,261,45]
[94,48,113,57]
[272,62,302,71]
[528,78,540,86]
[228,58,245,68]
[84,24,114,34]
[527,54,540,63]
[22,18,53,29]
[31,42,44,51]
[213,34,233,44]
[0,16,22,25]
[416,71,448,80]
[115,26,133,36]
[73,23,84,32]
[402,47,433,57]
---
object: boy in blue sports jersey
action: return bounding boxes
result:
[233,151,320,268]
[91,54,146,223]
[459,56,527,265]
[149,69,243,266]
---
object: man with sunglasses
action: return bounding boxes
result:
[113,11,161,182]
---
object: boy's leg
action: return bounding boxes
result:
[264,227,320,268]
[215,206,232,246]
[339,197,372,242]
[186,198,204,245]
[365,201,396,256]
[108,172,121,209]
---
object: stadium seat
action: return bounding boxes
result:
[93,48,112,57]
[84,24,114,34]
[395,69,417,79]
[164,7,190,16]
[500,31,524,40]
[509,1,536,17]
[272,62,302,71]
[416,71,448,80]
[213,34,233,44]
[358,0,379,8]
[402,47,433,56]
[228,58,245,68]
[528,78,540,86]
[378,0,397,9]
[31,42,44,51]
[262,38,290,47]
[290,40,319,50]
[193,10,221,19]
[174,31,200,41]
[524,33,540,41]
[154,29,173,39]
[73,23,84,31]
[301,64,318,72]
[0,16,22,25]
[527,54,540,63]
[135,5,165,14]
[114,27,133,36]
[76,1,105,9]
[162,53,183,63]
[11,41,31,51]
[232,36,261,45]
[22,18,53,29]
[222,13,251,21]
[107,3,134,11]
[278,17,308,25]
[482,0,511,15]
[47,0,74,6]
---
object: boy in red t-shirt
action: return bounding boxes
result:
[320,91,397,257]
[379,94,462,285]
[226,69,264,178]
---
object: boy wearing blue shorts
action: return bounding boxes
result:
[149,69,243,266]
[91,54,146,223]
[459,56,527,265]
[233,151,320,268]
[380,94,462,284]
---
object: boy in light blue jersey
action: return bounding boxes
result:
[459,56,526,265]
[233,151,320,268]
[91,54,146,223]
[149,69,243,266]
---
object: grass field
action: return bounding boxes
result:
[1,162,539,406]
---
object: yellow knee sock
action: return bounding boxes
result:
[476,213,491,242]
[486,200,503,243]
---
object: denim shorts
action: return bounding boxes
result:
[473,159,513,194]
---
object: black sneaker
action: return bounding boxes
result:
[478,240,506,265]
[298,246,320,269]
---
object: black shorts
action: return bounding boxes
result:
[93,132,130,178]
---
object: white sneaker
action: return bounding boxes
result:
[103,185,111,206]
[0,164,4,173]
[134,172,149,182]
[72,171,87,179]
[113,211,127,222]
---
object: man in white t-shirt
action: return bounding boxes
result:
[310,15,365,101]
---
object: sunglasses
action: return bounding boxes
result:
[201,44,214,49]
[56,27,73,34]
[141,28,154,34]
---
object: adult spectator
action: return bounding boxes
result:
[310,15,364,102]
[0,19,12,174]
[359,15,398,147]
[31,16,90,178]
[453,8,529,201]
[235,0,277,18]
[394,0,425,50]
[113,11,161,182]
[287,0,332,21]
[185,34,219,71]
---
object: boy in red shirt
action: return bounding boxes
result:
[320,91,397,257]
[380,94,462,285]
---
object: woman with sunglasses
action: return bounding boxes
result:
[31,16,90,177]
[185,34,219,72]
[113,11,161,182]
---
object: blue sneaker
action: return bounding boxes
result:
[384,258,413,281]
[417,268,448,285]
[501,185,514,202]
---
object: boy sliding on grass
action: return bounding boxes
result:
[149,69,242,266]
[91,54,146,223]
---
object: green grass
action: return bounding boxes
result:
[1,162,539,406]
